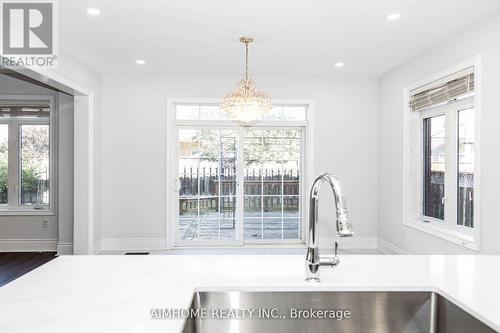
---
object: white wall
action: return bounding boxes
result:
[100,74,378,249]
[378,11,500,254]
[0,75,74,253]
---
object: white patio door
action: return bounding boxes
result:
[173,126,304,246]
[169,102,308,247]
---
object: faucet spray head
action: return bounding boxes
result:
[337,213,354,237]
[331,179,354,238]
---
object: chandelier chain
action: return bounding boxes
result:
[245,40,249,81]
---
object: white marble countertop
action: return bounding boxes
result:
[0,254,499,332]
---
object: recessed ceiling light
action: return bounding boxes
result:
[86,8,101,16]
[386,13,401,21]
[334,62,344,68]
[136,59,146,65]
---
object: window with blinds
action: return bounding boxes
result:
[415,66,477,228]
[404,63,478,249]
[409,67,474,112]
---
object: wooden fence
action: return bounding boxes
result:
[179,167,300,217]
[425,171,474,227]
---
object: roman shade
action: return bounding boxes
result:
[409,67,474,112]
[0,100,50,118]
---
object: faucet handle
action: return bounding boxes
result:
[332,241,339,265]
[319,254,339,267]
[318,241,340,267]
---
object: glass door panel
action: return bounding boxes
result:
[243,129,302,241]
[178,129,238,241]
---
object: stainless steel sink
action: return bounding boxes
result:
[182,291,496,333]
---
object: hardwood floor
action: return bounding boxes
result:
[0,252,56,287]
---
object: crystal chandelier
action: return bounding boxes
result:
[221,37,272,123]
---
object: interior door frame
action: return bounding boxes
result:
[2,64,95,255]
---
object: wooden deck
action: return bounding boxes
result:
[179,216,300,241]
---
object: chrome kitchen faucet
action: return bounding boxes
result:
[305,173,354,282]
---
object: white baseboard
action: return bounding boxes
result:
[100,238,166,253]
[0,239,58,252]
[377,238,408,254]
[97,236,378,254]
[85,237,410,255]
[56,242,73,255]
[318,236,378,250]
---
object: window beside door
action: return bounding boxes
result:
[0,97,54,213]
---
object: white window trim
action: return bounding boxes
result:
[165,98,314,248]
[403,56,482,251]
[0,94,58,216]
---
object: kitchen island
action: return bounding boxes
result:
[0,254,499,332]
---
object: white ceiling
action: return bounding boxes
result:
[59,0,500,77]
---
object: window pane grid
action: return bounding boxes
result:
[243,129,301,241]
[175,104,307,121]
[179,218,236,241]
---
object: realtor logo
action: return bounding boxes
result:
[1,1,56,67]
[2,2,53,54]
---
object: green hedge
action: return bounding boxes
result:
[0,164,44,195]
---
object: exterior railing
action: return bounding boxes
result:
[179,167,300,216]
